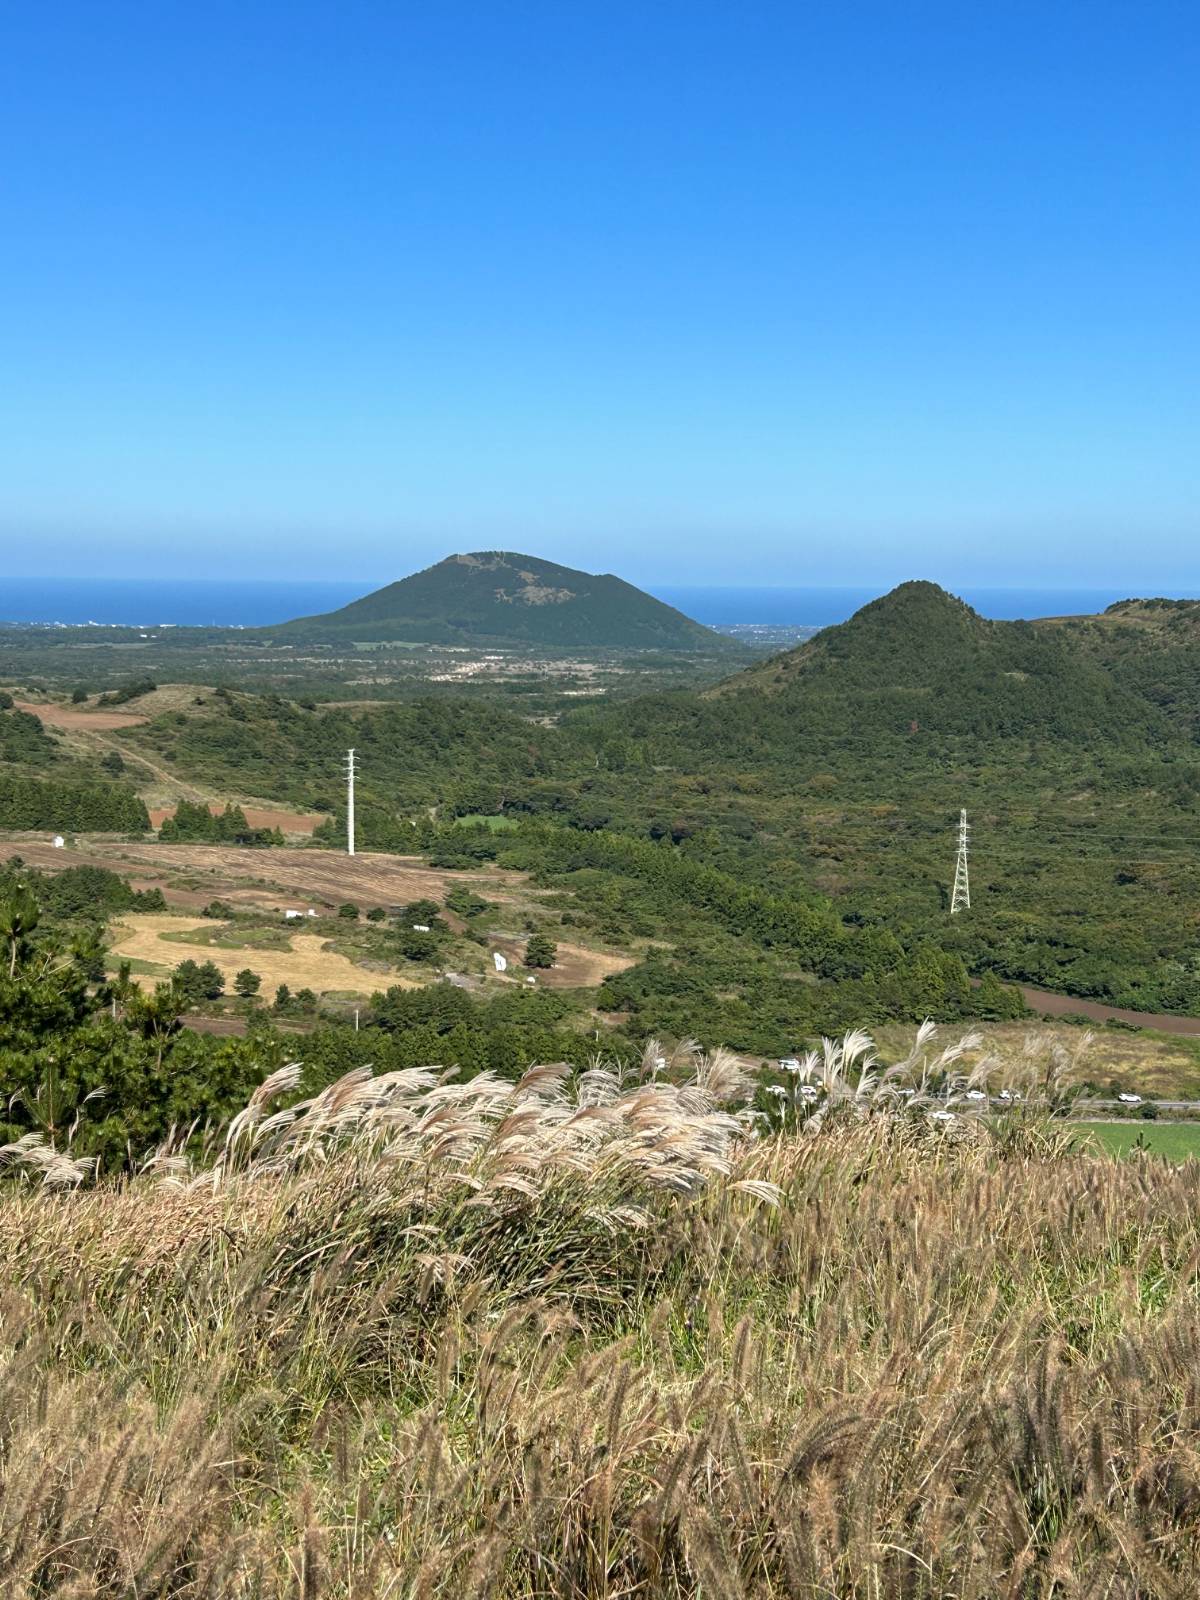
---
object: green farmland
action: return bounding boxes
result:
[1074,1120,1200,1160]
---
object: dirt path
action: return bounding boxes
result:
[16,701,208,801]
[91,733,209,801]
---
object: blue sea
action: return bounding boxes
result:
[0,577,1195,630]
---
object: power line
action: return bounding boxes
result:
[344,748,358,857]
[951,809,970,913]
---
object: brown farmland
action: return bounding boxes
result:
[15,700,149,731]
[148,804,325,835]
[0,837,529,915]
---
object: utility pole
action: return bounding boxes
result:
[344,748,358,856]
[951,808,970,913]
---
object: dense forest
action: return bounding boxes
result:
[0,770,150,832]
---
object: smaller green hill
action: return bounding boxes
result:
[274,551,725,650]
[710,580,1174,745]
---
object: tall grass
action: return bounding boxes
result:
[2,1028,1199,1596]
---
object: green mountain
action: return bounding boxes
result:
[275,551,725,649]
[708,581,1175,744]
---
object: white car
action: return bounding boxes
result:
[1117,1092,1143,1105]
[778,1057,801,1072]
[964,1089,987,1102]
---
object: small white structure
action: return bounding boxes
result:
[492,951,508,973]
[284,909,301,920]
[306,908,317,918]
[525,975,537,986]
[51,835,65,849]
[412,923,431,933]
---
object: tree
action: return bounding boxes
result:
[338,903,359,920]
[234,968,262,1000]
[366,906,386,923]
[397,928,439,962]
[71,687,88,704]
[100,750,125,776]
[525,933,557,969]
[0,886,40,978]
[0,691,13,710]
[174,959,224,1005]
[445,884,492,918]
[974,969,1028,1021]
[273,983,291,1011]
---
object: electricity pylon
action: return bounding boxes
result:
[950,808,970,913]
[344,748,358,857]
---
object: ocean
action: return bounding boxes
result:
[0,577,1193,630]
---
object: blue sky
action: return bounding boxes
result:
[1,2,1196,586]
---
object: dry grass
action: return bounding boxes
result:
[3,1029,1200,1596]
[108,912,416,996]
[877,1019,1200,1101]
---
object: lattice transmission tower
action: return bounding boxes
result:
[950,808,970,913]
[344,748,358,857]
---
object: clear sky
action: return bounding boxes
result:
[1,2,1196,586]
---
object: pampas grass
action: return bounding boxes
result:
[1,1026,1199,1596]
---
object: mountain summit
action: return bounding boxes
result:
[711,580,1168,743]
[276,552,723,649]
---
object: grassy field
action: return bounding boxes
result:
[453,811,522,830]
[5,1036,1200,1595]
[1073,1119,1200,1160]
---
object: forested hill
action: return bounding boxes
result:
[1048,598,1200,737]
[703,581,1179,745]
[274,551,725,649]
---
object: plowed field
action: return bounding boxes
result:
[147,805,324,834]
[16,700,149,731]
[0,839,526,913]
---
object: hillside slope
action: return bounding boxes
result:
[275,551,725,649]
[708,581,1176,744]
[1047,598,1200,735]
